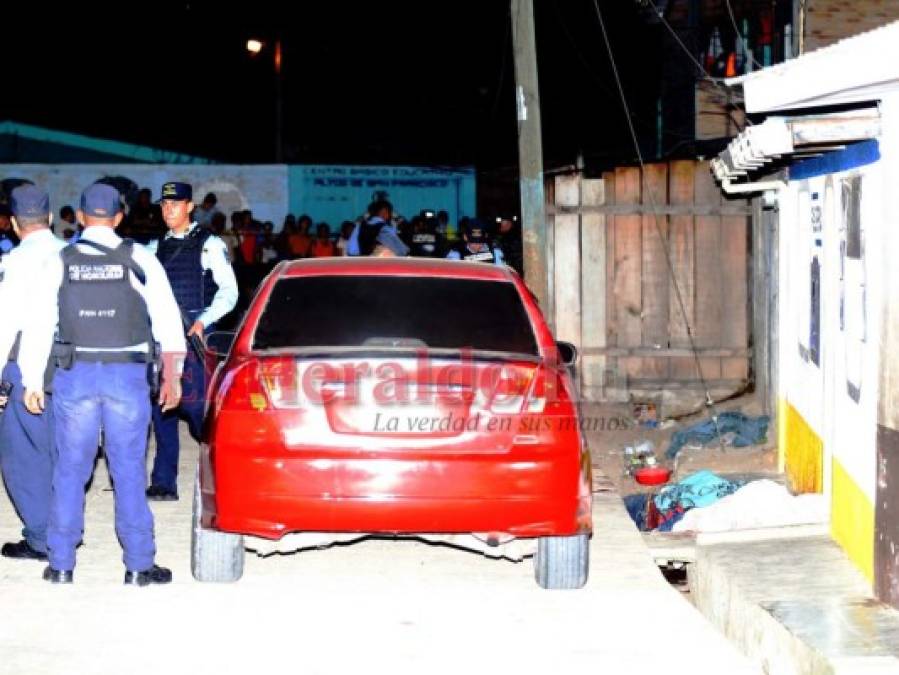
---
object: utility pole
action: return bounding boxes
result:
[511,0,549,317]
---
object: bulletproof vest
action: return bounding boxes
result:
[58,242,152,352]
[156,227,218,321]
[410,232,439,257]
[458,242,496,264]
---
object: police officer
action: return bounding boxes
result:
[446,218,505,265]
[408,211,444,258]
[0,185,65,562]
[21,183,186,584]
[348,199,398,256]
[494,215,523,275]
[146,182,237,501]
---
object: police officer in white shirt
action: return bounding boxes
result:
[145,181,238,501]
[0,185,66,562]
[21,182,186,585]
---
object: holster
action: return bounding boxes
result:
[51,341,75,371]
[147,341,162,398]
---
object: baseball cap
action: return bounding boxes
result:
[10,185,50,219]
[464,218,487,243]
[80,183,121,218]
[160,181,193,201]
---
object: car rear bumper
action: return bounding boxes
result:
[200,444,593,539]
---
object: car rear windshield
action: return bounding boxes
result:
[252,275,539,355]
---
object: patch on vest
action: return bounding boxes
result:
[68,263,125,282]
[413,234,436,244]
[78,309,117,318]
[464,251,494,263]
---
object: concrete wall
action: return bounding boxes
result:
[875,93,899,607]
[287,165,476,230]
[805,0,899,52]
[0,164,290,230]
[777,150,885,583]
[0,163,477,233]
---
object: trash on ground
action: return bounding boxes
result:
[623,440,658,476]
[633,402,658,428]
[664,411,770,459]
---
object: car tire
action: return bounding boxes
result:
[191,475,245,583]
[534,533,589,589]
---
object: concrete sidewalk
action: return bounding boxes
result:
[0,429,758,675]
[691,534,899,674]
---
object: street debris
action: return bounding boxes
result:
[632,402,658,428]
[664,411,770,459]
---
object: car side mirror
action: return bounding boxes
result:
[206,331,235,359]
[556,341,578,367]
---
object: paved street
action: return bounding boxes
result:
[0,429,757,674]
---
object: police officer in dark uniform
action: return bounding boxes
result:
[146,181,237,501]
[21,183,186,584]
[408,211,445,258]
[493,215,523,275]
[446,218,506,265]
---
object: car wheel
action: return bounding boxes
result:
[534,533,589,589]
[191,474,245,583]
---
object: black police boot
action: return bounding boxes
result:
[2,540,48,561]
[42,566,74,584]
[124,564,173,586]
[146,485,179,501]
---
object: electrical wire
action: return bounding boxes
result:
[551,2,699,143]
[592,0,727,450]
[644,0,751,129]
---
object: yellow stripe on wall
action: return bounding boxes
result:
[831,457,875,583]
[782,400,824,494]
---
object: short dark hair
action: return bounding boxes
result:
[60,205,75,219]
[367,200,393,218]
[203,192,217,205]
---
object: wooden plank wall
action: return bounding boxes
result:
[550,159,751,401]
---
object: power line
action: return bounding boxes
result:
[644,0,751,129]
[592,0,726,445]
[551,3,698,143]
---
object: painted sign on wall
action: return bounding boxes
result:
[288,165,476,228]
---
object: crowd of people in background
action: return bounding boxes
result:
[0,185,525,327]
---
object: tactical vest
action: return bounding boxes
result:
[57,241,153,356]
[410,232,440,257]
[156,227,218,322]
[456,242,497,264]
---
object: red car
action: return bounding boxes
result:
[193,257,592,589]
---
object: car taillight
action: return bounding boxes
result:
[219,357,299,411]
[488,365,538,414]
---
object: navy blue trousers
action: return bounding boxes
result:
[149,347,207,493]
[50,362,155,572]
[0,362,55,553]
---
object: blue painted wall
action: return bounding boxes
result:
[288,165,476,229]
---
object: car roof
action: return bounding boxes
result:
[278,257,519,282]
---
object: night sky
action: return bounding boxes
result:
[5,2,664,173]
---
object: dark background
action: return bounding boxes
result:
[3,1,669,214]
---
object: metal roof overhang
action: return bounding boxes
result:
[710,108,881,193]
